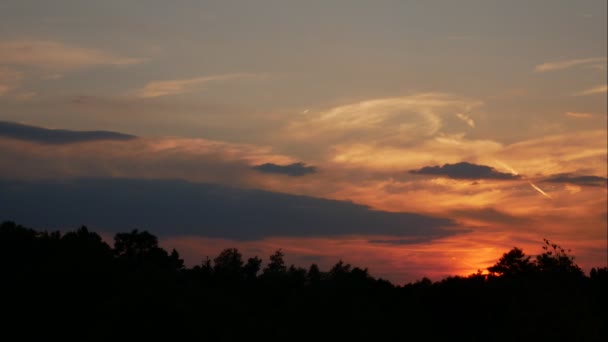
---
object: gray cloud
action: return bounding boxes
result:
[409,162,520,180]
[252,162,317,176]
[0,120,135,144]
[0,178,462,241]
[543,173,607,187]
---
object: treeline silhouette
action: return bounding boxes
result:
[1,221,606,341]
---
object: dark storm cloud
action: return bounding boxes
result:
[409,162,519,180]
[0,120,135,144]
[0,178,463,241]
[543,173,607,187]
[252,162,317,176]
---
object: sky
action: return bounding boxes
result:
[0,0,606,283]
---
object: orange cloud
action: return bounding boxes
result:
[329,135,502,171]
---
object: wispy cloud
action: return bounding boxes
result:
[534,57,607,72]
[281,93,491,171]
[456,113,475,128]
[565,112,593,118]
[0,67,23,96]
[135,73,256,98]
[0,40,143,70]
[285,93,481,148]
[497,130,608,178]
[573,84,607,96]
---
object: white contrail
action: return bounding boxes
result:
[528,181,553,200]
[494,160,553,200]
[494,160,519,176]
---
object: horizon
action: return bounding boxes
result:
[0,0,606,284]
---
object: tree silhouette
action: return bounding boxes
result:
[243,256,262,281]
[535,238,583,277]
[213,248,244,282]
[287,264,307,287]
[487,247,535,277]
[2,221,607,341]
[168,248,185,270]
[590,267,608,280]
[307,263,321,283]
[264,249,287,275]
[59,225,113,276]
[329,260,351,280]
[113,229,183,273]
[114,229,159,258]
[190,256,213,283]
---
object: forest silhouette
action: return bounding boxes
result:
[1,221,606,341]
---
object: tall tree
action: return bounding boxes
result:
[263,249,287,275]
[213,248,244,281]
[487,247,535,277]
[535,238,583,277]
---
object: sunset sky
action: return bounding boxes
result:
[1,0,606,283]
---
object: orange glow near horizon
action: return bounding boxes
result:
[160,228,607,285]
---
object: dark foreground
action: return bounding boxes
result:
[1,221,606,341]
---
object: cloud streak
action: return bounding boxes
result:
[573,84,607,96]
[409,162,520,180]
[0,40,143,70]
[0,120,136,144]
[456,113,475,128]
[534,57,607,72]
[565,112,593,118]
[543,173,607,187]
[135,73,257,98]
[253,162,317,176]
